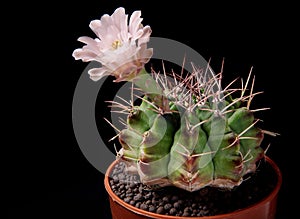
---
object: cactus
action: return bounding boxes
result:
[110,65,275,192]
[72,7,276,192]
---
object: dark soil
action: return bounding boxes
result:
[109,159,277,217]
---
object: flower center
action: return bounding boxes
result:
[112,40,122,49]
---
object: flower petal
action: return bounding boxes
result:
[138,25,152,46]
[88,67,110,81]
[137,46,153,63]
[77,36,97,46]
[89,20,102,37]
[111,7,127,31]
[129,10,143,37]
[72,48,98,62]
[93,14,113,40]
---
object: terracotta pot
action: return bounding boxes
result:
[104,156,282,219]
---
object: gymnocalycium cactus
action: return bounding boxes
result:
[73,7,276,192]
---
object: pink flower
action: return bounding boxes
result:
[72,7,153,82]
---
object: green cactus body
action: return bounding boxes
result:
[138,114,178,185]
[118,97,157,167]
[113,68,274,192]
[127,97,157,134]
[168,111,213,191]
[119,98,178,185]
[209,132,243,188]
[228,107,264,174]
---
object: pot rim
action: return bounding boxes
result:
[104,156,282,219]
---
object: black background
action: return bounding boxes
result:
[5,1,297,218]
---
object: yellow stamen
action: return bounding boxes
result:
[112,40,122,49]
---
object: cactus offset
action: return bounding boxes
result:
[111,64,275,192]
